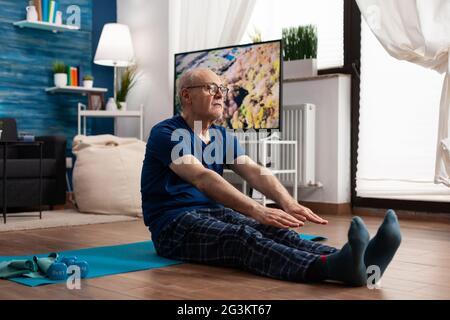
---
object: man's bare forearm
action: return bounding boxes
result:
[195,170,261,217]
[244,166,296,210]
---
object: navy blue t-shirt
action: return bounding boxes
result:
[141,115,245,241]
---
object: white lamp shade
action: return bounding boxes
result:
[94,23,135,67]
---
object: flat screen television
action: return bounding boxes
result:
[174,40,282,131]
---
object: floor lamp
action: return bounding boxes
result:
[94,23,135,107]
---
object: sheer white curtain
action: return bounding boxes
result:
[356,0,450,190]
[357,18,449,201]
[168,0,256,93]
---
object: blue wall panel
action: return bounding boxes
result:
[0,0,93,150]
[89,0,116,135]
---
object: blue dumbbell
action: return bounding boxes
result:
[73,261,89,279]
[47,262,68,281]
[60,256,77,266]
[34,254,68,281]
[61,257,89,279]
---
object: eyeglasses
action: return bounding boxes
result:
[183,83,229,96]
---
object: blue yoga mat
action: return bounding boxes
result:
[0,241,181,287]
[299,234,328,242]
[0,233,326,287]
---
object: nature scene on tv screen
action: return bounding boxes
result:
[174,41,281,130]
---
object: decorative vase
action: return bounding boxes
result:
[106,97,118,111]
[83,80,93,88]
[54,73,67,87]
[283,58,317,80]
[55,11,63,25]
[26,5,38,22]
[118,101,127,111]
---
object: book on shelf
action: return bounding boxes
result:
[63,65,85,87]
[34,0,42,21]
[48,1,54,23]
[38,0,59,23]
[70,67,78,87]
[66,66,71,86]
[42,0,48,22]
[77,65,82,86]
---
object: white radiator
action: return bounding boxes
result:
[233,103,318,188]
[280,103,317,187]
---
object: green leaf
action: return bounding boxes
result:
[281,24,317,61]
[52,61,66,74]
[116,65,138,104]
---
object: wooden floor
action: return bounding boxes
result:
[0,213,449,300]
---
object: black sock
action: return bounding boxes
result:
[306,217,370,286]
[364,209,402,278]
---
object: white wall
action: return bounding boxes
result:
[283,74,351,204]
[116,0,171,140]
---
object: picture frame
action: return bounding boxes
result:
[88,93,105,111]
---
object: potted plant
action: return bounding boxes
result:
[52,61,67,87]
[248,27,262,43]
[282,24,318,79]
[116,65,137,111]
[83,75,94,88]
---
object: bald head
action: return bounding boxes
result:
[177,68,225,124]
[178,68,221,106]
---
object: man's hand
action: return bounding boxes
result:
[250,205,304,229]
[282,201,328,225]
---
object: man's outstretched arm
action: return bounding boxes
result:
[230,155,328,225]
[169,155,304,229]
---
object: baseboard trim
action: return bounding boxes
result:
[353,207,450,223]
[298,201,352,216]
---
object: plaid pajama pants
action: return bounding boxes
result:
[153,207,338,282]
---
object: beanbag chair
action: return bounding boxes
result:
[72,135,145,217]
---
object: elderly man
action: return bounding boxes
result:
[141,68,401,286]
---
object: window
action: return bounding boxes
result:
[356,18,450,202]
[241,0,344,70]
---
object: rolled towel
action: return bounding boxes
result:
[0,259,38,279]
[33,253,59,274]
